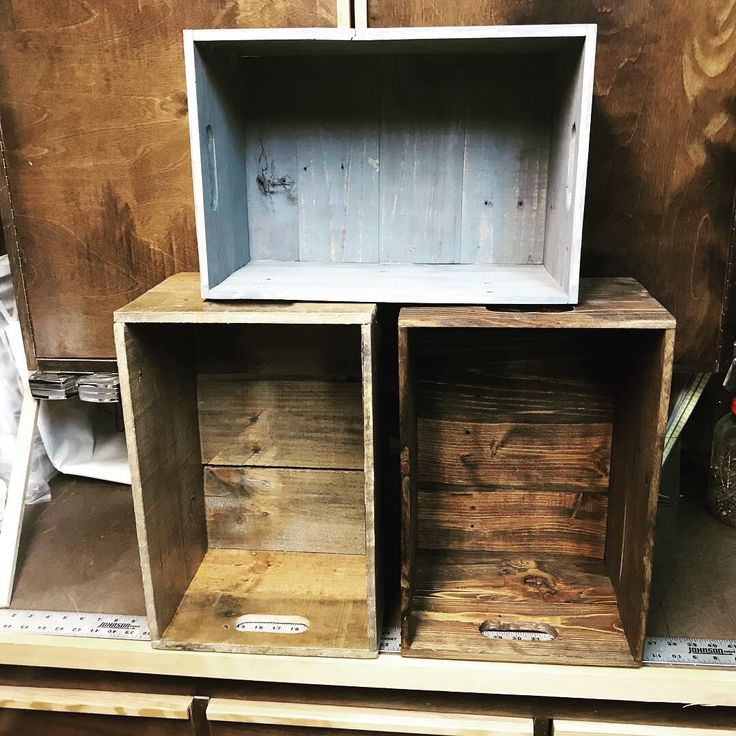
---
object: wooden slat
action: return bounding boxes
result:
[378,55,465,264]
[115,273,376,325]
[399,278,675,329]
[296,57,380,263]
[0,686,191,719]
[197,376,364,469]
[206,699,533,735]
[417,491,608,558]
[606,329,675,660]
[460,55,553,265]
[194,324,362,379]
[115,323,207,640]
[405,607,631,667]
[361,320,380,652]
[243,57,300,263]
[417,419,611,494]
[204,466,365,554]
[414,553,618,606]
[160,548,372,657]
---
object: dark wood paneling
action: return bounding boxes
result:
[369,1,736,371]
[0,1,337,361]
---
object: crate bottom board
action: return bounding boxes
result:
[403,553,635,667]
[207,262,568,304]
[157,548,374,657]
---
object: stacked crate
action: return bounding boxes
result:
[116,25,675,666]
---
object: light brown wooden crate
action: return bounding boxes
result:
[399,278,675,667]
[115,274,379,657]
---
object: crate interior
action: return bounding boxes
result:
[124,322,374,656]
[403,327,666,666]
[192,35,589,302]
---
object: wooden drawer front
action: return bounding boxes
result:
[554,720,736,736]
[0,710,190,735]
[207,699,534,735]
[0,686,192,736]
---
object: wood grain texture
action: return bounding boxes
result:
[0,0,338,360]
[197,375,364,469]
[206,699,533,735]
[399,278,673,665]
[405,553,631,667]
[115,273,376,325]
[369,0,736,370]
[159,548,373,658]
[204,466,366,555]
[605,329,675,660]
[417,420,611,494]
[399,278,675,330]
[11,476,145,615]
[115,322,207,640]
[417,491,608,558]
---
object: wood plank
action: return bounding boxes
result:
[460,55,553,265]
[160,548,373,657]
[417,419,612,494]
[0,388,39,607]
[399,326,418,644]
[361,320,380,651]
[0,685,191,719]
[114,273,377,325]
[2,636,736,708]
[606,329,675,660]
[405,606,632,667]
[197,376,364,469]
[414,553,618,607]
[206,699,533,735]
[367,0,736,371]
[378,55,465,264]
[203,466,365,554]
[413,328,616,425]
[417,491,608,558]
[194,324,362,379]
[115,322,207,640]
[296,57,380,263]
[554,722,736,736]
[207,262,568,303]
[186,42,250,290]
[0,0,338,359]
[399,278,676,330]
[243,57,300,263]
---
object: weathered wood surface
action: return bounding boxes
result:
[160,548,372,657]
[370,0,736,370]
[197,375,364,469]
[417,490,608,558]
[204,466,366,554]
[0,1,338,361]
[400,278,675,330]
[115,273,376,325]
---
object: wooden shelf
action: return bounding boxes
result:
[0,635,735,708]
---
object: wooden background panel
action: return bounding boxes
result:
[368,0,736,370]
[0,0,338,362]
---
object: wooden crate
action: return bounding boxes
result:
[185,25,596,305]
[398,278,675,667]
[114,273,380,658]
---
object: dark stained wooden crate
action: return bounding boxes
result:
[398,278,675,667]
[114,273,380,658]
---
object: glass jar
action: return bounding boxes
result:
[707,397,736,527]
